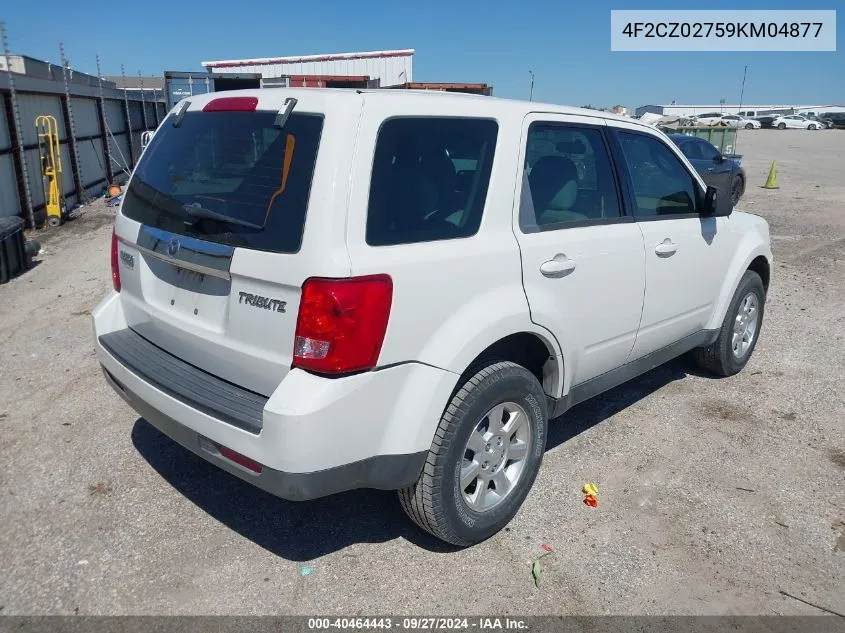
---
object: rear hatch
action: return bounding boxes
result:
[113,93,350,396]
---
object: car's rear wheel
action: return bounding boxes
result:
[693,270,765,377]
[730,175,745,206]
[398,361,548,547]
[778,122,787,130]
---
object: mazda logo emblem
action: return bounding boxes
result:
[166,238,181,257]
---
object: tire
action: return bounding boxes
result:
[808,124,817,130]
[745,123,754,129]
[693,270,765,377]
[778,123,787,130]
[398,361,548,547]
[730,175,745,206]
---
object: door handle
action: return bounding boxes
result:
[654,239,678,257]
[540,255,577,278]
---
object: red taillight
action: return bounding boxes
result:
[202,97,258,112]
[217,445,263,474]
[293,275,393,375]
[111,230,121,292]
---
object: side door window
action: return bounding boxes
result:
[696,140,721,161]
[520,124,623,231]
[614,131,702,219]
[678,140,703,160]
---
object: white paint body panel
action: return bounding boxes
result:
[93,88,772,484]
[511,113,646,387]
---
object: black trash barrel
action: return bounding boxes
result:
[0,216,28,284]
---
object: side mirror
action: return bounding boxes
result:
[714,154,726,163]
[703,185,732,217]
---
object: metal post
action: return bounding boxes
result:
[121,64,135,167]
[96,55,114,184]
[1,21,35,228]
[528,71,534,102]
[735,65,749,155]
[60,41,86,205]
[138,71,148,131]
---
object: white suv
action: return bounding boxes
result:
[93,89,772,546]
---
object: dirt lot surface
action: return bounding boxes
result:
[1,129,843,616]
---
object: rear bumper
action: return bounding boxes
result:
[102,367,426,501]
[92,291,458,501]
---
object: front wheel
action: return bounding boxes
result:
[745,122,754,129]
[730,175,745,206]
[808,124,817,130]
[693,270,765,377]
[778,123,787,130]
[398,361,548,546]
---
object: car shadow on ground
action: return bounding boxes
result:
[131,356,711,560]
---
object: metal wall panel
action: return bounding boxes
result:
[23,147,46,208]
[0,94,10,150]
[0,154,19,217]
[18,93,66,145]
[69,96,101,137]
[1,78,162,222]
[77,136,107,186]
[59,144,76,196]
[128,101,144,130]
[104,99,127,134]
[110,134,132,175]
[143,101,157,127]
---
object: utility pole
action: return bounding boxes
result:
[528,71,535,102]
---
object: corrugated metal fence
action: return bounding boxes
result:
[0,72,166,224]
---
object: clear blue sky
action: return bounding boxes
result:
[3,0,843,108]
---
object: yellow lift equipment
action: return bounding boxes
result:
[35,115,65,227]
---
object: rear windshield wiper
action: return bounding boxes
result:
[182,203,262,230]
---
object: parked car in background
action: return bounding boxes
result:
[669,134,746,205]
[689,112,724,125]
[803,114,834,129]
[772,115,824,130]
[820,112,845,129]
[717,115,761,129]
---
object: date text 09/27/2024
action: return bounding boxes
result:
[307,617,528,631]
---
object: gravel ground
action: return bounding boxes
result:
[0,129,843,616]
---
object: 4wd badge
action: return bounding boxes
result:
[119,250,135,269]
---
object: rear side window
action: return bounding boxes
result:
[695,139,721,161]
[677,140,703,160]
[366,117,498,247]
[122,111,323,254]
[520,123,621,231]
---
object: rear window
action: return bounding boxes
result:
[366,117,498,247]
[121,111,323,254]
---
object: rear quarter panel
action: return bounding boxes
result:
[343,96,565,396]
